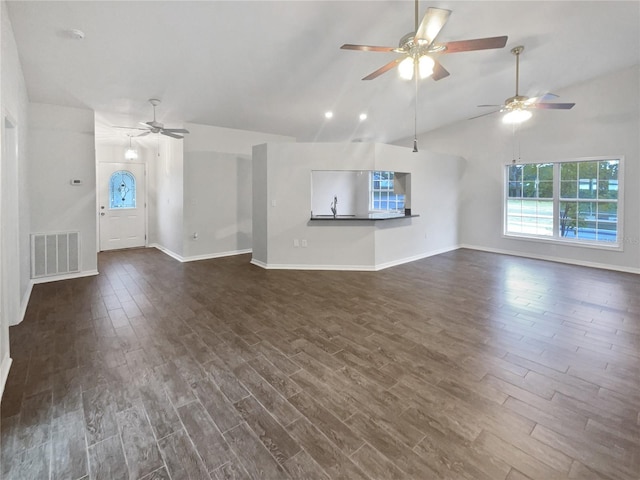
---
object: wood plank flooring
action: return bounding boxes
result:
[1,247,639,479]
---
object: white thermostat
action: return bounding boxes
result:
[70,179,83,186]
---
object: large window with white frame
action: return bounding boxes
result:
[505,157,622,247]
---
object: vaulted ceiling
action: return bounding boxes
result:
[7,1,640,146]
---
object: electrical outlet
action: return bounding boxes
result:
[293,239,299,247]
[301,239,308,248]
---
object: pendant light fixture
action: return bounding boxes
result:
[124,135,138,160]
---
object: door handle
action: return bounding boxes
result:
[100,212,105,216]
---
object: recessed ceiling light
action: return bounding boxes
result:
[359,113,368,121]
[324,111,333,119]
[65,29,85,40]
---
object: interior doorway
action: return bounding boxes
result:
[98,162,147,251]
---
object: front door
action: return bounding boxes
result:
[98,162,146,251]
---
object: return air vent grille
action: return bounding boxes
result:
[31,232,80,278]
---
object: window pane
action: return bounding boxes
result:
[578,178,597,198]
[508,165,523,182]
[576,202,597,239]
[560,162,577,181]
[506,200,552,236]
[506,199,523,233]
[538,164,553,181]
[523,164,537,181]
[560,181,577,198]
[110,170,136,209]
[559,201,578,238]
[598,180,618,199]
[578,162,597,199]
[523,181,537,198]
[508,182,522,197]
[596,202,617,243]
[599,160,619,180]
[538,181,553,198]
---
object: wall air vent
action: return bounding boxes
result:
[31,232,80,278]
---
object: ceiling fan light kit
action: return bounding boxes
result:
[502,109,532,125]
[474,45,576,123]
[341,0,508,151]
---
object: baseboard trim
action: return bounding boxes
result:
[31,269,99,285]
[250,246,459,271]
[251,260,377,271]
[182,249,252,263]
[13,280,35,326]
[459,244,640,274]
[151,244,252,263]
[374,245,460,271]
[149,243,184,262]
[0,354,13,401]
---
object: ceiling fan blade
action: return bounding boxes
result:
[113,125,148,131]
[527,93,559,104]
[136,131,151,137]
[431,60,450,81]
[531,102,575,110]
[140,121,154,128]
[162,128,190,134]
[415,7,451,47]
[477,104,503,108]
[161,131,184,139]
[440,35,508,54]
[340,44,395,52]
[362,58,401,80]
[469,110,500,120]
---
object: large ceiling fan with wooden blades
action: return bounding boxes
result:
[473,46,576,123]
[114,99,190,139]
[341,0,508,81]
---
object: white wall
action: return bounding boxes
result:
[150,135,184,257]
[252,142,462,270]
[28,103,97,275]
[373,143,463,268]
[183,152,253,258]
[1,0,31,395]
[173,122,295,261]
[252,144,269,264]
[396,65,640,273]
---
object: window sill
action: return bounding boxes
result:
[503,233,623,252]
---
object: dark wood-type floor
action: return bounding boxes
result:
[1,248,639,479]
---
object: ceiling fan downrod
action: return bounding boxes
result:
[512,45,524,97]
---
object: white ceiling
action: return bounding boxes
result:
[7,1,640,147]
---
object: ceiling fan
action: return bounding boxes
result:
[114,99,190,139]
[474,45,576,123]
[341,1,508,81]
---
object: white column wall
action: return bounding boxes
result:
[149,135,184,257]
[252,142,463,270]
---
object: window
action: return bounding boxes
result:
[109,170,137,209]
[371,171,405,212]
[505,157,621,247]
